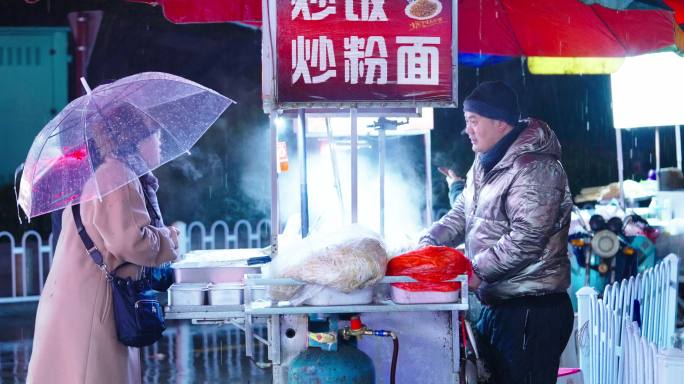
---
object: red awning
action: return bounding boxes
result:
[128,0,262,25]
[665,0,684,25]
[458,0,679,57]
[128,0,682,57]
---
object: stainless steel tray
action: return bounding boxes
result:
[207,283,243,305]
[172,249,266,283]
[168,283,207,306]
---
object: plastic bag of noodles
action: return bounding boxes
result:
[267,225,388,304]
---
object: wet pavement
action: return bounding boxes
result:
[0,304,272,383]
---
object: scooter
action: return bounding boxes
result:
[568,209,657,307]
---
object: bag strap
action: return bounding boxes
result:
[72,182,161,279]
[72,204,115,279]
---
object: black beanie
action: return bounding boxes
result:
[463,81,520,126]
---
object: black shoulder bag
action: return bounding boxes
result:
[72,204,165,348]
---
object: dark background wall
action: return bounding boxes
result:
[1,0,679,236]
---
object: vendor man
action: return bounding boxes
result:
[420,81,574,384]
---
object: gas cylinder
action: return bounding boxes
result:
[288,342,375,384]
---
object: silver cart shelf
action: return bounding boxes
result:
[242,274,469,315]
[165,305,244,321]
[165,275,469,318]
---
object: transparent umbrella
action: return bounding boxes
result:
[18,72,234,218]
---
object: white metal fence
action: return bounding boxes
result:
[0,219,270,304]
[0,230,54,304]
[577,254,681,384]
[175,219,270,254]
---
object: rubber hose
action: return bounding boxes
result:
[390,335,399,384]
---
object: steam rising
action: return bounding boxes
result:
[274,127,427,249]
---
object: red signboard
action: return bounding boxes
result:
[263,0,457,109]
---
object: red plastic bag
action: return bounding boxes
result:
[387,246,472,292]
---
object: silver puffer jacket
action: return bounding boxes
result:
[421,119,572,303]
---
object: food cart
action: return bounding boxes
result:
[166,1,473,383]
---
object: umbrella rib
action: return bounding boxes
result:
[131,89,232,156]
[40,100,86,140]
[82,96,103,201]
[25,100,88,215]
[102,74,222,97]
[26,142,50,215]
[589,5,629,55]
[96,78,150,95]
[119,81,214,152]
[27,106,83,204]
[48,82,150,140]
[50,102,80,128]
[136,87,232,109]
[496,0,525,55]
[47,109,99,139]
[135,89,205,110]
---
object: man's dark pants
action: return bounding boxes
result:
[476,292,574,384]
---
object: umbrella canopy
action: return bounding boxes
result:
[459,0,681,57]
[581,0,681,20]
[666,0,684,25]
[129,0,682,57]
[18,72,234,218]
[127,0,261,25]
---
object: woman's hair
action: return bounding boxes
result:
[89,101,159,168]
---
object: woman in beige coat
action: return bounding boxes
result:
[26,107,180,384]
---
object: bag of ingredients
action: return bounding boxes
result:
[268,225,388,303]
[387,246,472,291]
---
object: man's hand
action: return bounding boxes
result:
[438,167,463,188]
[468,273,481,291]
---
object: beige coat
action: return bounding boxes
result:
[26,160,179,384]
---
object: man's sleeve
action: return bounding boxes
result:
[448,179,465,208]
[472,161,566,283]
[420,185,467,247]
